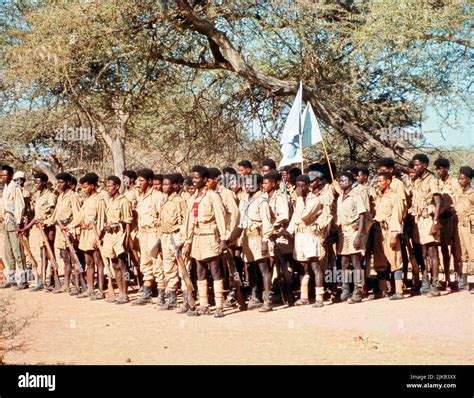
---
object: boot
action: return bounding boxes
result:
[427,279,441,298]
[348,284,363,304]
[196,280,211,315]
[295,275,310,306]
[390,280,404,300]
[30,283,44,292]
[420,275,430,294]
[259,291,273,312]
[458,273,469,291]
[247,285,262,309]
[167,290,177,309]
[155,288,167,310]
[131,285,152,305]
[213,280,225,317]
[340,282,351,302]
[13,282,29,291]
[177,291,190,314]
[312,287,325,308]
[115,296,130,305]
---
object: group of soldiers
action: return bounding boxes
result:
[0,154,472,317]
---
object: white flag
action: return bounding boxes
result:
[301,103,322,148]
[279,82,303,168]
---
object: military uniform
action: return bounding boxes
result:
[411,172,440,245]
[455,187,474,274]
[265,189,292,255]
[438,176,461,251]
[215,185,240,243]
[102,194,133,259]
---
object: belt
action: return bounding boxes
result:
[296,225,312,233]
[105,223,123,233]
[161,227,181,234]
[245,230,260,237]
[340,222,358,231]
[140,225,159,232]
[81,224,93,230]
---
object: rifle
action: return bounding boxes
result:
[57,221,88,292]
[127,236,141,289]
[37,224,61,290]
[222,250,246,310]
[89,220,116,300]
[169,233,196,311]
[19,234,39,284]
[270,235,294,306]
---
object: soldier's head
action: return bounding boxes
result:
[173,173,184,193]
[222,167,238,191]
[237,160,252,176]
[79,172,99,196]
[122,170,137,189]
[434,158,450,179]
[207,168,222,191]
[338,171,354,192]
[407,160,417,181]
[296,174,311,196]
[308,170,324,190]
[1,165,13,185]
[377,158,395,175]
[191,165,210,190]
[55,172,72,192]
[458,166,473,189]
[105,176,121,198]
[321,161,336,183]
[261,158,276,174]
[33,172,49,191]
[288,167,302,186]
[70,176,78,191]
[262,171,279,193]
[13,171,26,187]
[412,154,429,177]
[280,165,292,182]
[358,167,370,185]
[163,174,179,196]
[184,176,195,195]
[136,168,154,194]
[153,174,163,192]
[244,173,262,194]
[376,172,392,193]
[343,165,359,182]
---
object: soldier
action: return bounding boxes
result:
[46,173,82,294]
[156,174,188,310]
[286,167,302,208]
[69,172,106,299]
[20,173,57,291]
[131,168,163,305]
[455,166,473,292]
[336,171,367,304]
[372,172,405,300]
[261,158,277,175]
[182,176,195,200]
[122,170,138,209]
[222,167,241,204]
[183,165,228,317]
[357,167,370,189]
[411,154,443,297]
[229,174,273,312]
[288,171,333,307]
[434,158,461,290]
[238,160,253,177]
[0,165,26,289]
[377,158,408,212]
[102,176,133,304]
[153,174,163,192]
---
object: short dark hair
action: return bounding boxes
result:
[70,176,77,187]
[106,176,121,186]
[407,160,415,169]
[79,172,99,185]
[377,172,392,181]
[237,160,252,169]
[184,176,193,186]
[222,166,237,175]
[191,165,210,179]
[434,158,450,169]
[56,172,72,183]
[343,165,359,178]
[339,171,354,182]
[261,158,276,169]
[459,166,473,179]
[321,162,336,182]
[122,170,137,180]
[296,175,310,184]
[359,167,370,177]
[289,167,302,179]
[33,172,49,182]
[163,174,179,184]
[1,165,13,176]
[174,173,184,184]
[153,174,163,182]
[281,165,292,173]
[412,154,429,165]
[208,167,222,179]
[308,162,323,172]
[247,173,263,185]
[263,171,280,183]
[136,168,154,180]
[378,158,395,169]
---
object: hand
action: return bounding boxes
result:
[219,240,228,254]
[390,235,398,250]
[429,221,440,235]
[353,234,362,250]
[183,243,191,257]
[295,186,303,197]
[261,240,269,257]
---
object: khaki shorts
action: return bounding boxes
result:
[372,226,402,272]
[102,230,126,259]
[294,231,324,262]
[242,232,268,263]
[337,226,367,256]
[413,215,440,245]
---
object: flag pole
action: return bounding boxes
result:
[320,132,334,182]
[299,81,304,171]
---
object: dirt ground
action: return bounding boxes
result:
[3,284,473,365]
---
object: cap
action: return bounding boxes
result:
[13,171,25,180]
[308,170,324,181]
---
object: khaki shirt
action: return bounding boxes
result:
[238,191,273,241]
[48,189,82,226]
[454,187,474,225]
[72,192,106,233]
[215,185,240,240]
[374,189,404,233]
[2,181,25,224]
[265,190,290,228]
[184,189,227,243]
[124,186,139,210]
[411,171,440,217]
[136,187,163,230]
[438,176,461,213]
[105,194,133,225]
[160,192,187,234]
[32,188,57,221]
[288,193,323,234]
[336,189,367,227]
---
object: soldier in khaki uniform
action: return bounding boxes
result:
[69,172,107,299]
[102,176,133,304]
[411,154,443,297]
[455,166,474,292]
[229,174,274,312]
[372,172,405,300]
[153,174,163,192]
[434,158,462,290]
[157,174,187,310]
[122,170,140,285]
[0,165,26,288]
[336,171,368,304]
[183,166,228,317]
[131,168,164,306]
[20,173,57,291]
[46,173,82,294]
